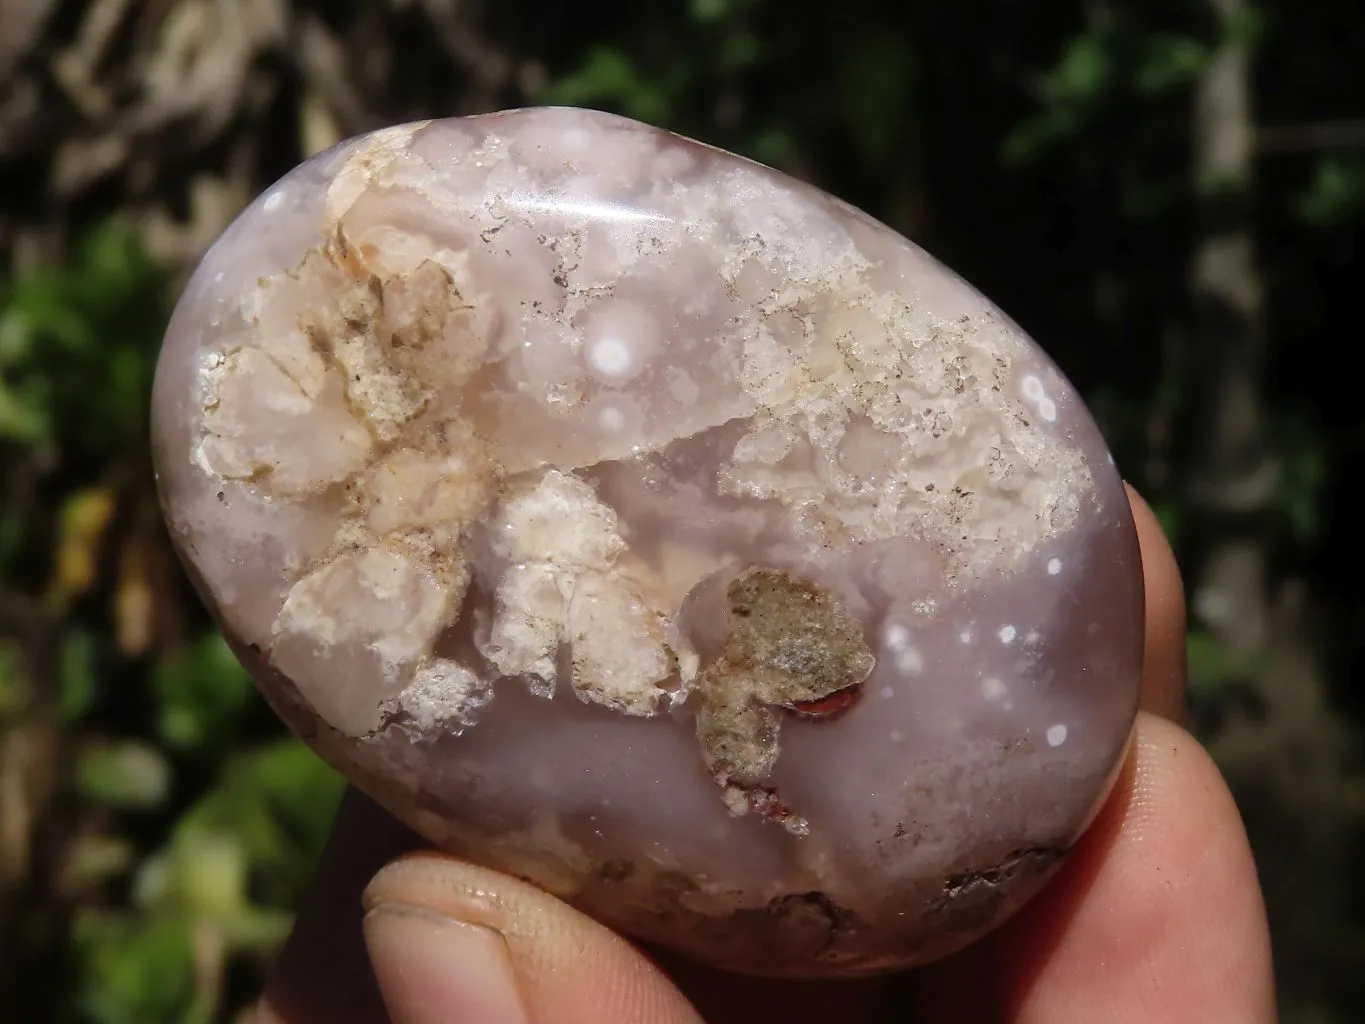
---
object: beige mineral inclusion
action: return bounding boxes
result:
[152,107,1145,976]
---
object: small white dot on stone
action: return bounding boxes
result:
[894,647,924,676]
[212,271,225,284]
[998,625,1017,644]
[597,406,626,432]
[884,623,910,650]
[959,629,973,644]
[1046,723,1068,747]
[880,685,895,700]
[890,729,905,743]
[1021,375,1045,401]
[1047,557,1063,576]
[588,335,634,378]
[981,676,1006,700]
[1038,398,1057,422]
[262,190,285,213]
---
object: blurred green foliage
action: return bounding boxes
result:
[0,223,162,450]
[0,219,343,1023]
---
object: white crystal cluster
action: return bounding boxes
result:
[153,108,1144,975]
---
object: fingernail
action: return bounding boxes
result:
[363,902,528,1024]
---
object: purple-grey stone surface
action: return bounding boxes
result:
[151,107,1144,976]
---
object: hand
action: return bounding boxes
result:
[250,487,1275,1024]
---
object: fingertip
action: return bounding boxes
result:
[364,902,529,1024]
[928,712,1275,1023]
[254,788,422,1024]
[363,853,706,1024]
[1125,484,1189,725]
[254,789,707,1024]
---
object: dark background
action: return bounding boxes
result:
[0,0,1361,1020]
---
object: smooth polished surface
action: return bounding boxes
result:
[153,107,1144,975]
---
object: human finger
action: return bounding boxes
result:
[1125,484,1188,724]
[913,717,1275,1021]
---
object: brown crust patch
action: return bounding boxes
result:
[925,843,1067,939]
[722,569,875,703]
[696,567,875,833]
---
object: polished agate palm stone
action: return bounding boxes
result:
[151,108,1144,976]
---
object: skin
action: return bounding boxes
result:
[251,487,1277,1024]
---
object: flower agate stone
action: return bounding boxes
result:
[151,107,1144,976]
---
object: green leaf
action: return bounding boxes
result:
[59,628,99,722]
[1187,628,1267,697]
[65,835,137,889]
[226,740,345,872]
[743,125,796,168]
[1002,108,1080,165]
[72,911,197,1024]
[1296,156,1365,226]
[1151,500,1185,550]
[717,30,763,72]
[173,739,344,905]
[0,302,35,365]
[1136,34,1209,93]
[839,36,914,167]
[538,47,678,125]
[151,632,255,752]
[1037,31,1113,105]
[1005,27,1119,164]
[0,640,26,716]
[689,0,757,23]
[1221,5,1267,49]
[0,509,27,574]
[76,741,172,811]
[74,221,164,318]
[0,374,51,442]
[1271,411,1329,546]
[0,219,169,458]
[138,829,249,919]
[690,0,731,24]
[3,273,98,354]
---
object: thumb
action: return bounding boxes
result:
[362,852,705,1024]
[251,787,706,1024]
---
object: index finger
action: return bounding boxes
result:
[1126,484,1188,725]
[914,492,1275,1022]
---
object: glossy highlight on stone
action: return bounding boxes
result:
[151,107,1145,976]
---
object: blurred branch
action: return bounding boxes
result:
[421,0,514,99]
[1257,119,1365,154]
[0,0,59,84]
[296,14,371,137]
[1184,0,1272,649]
[1182,5,1355,1011]
[0,587,61,1011]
